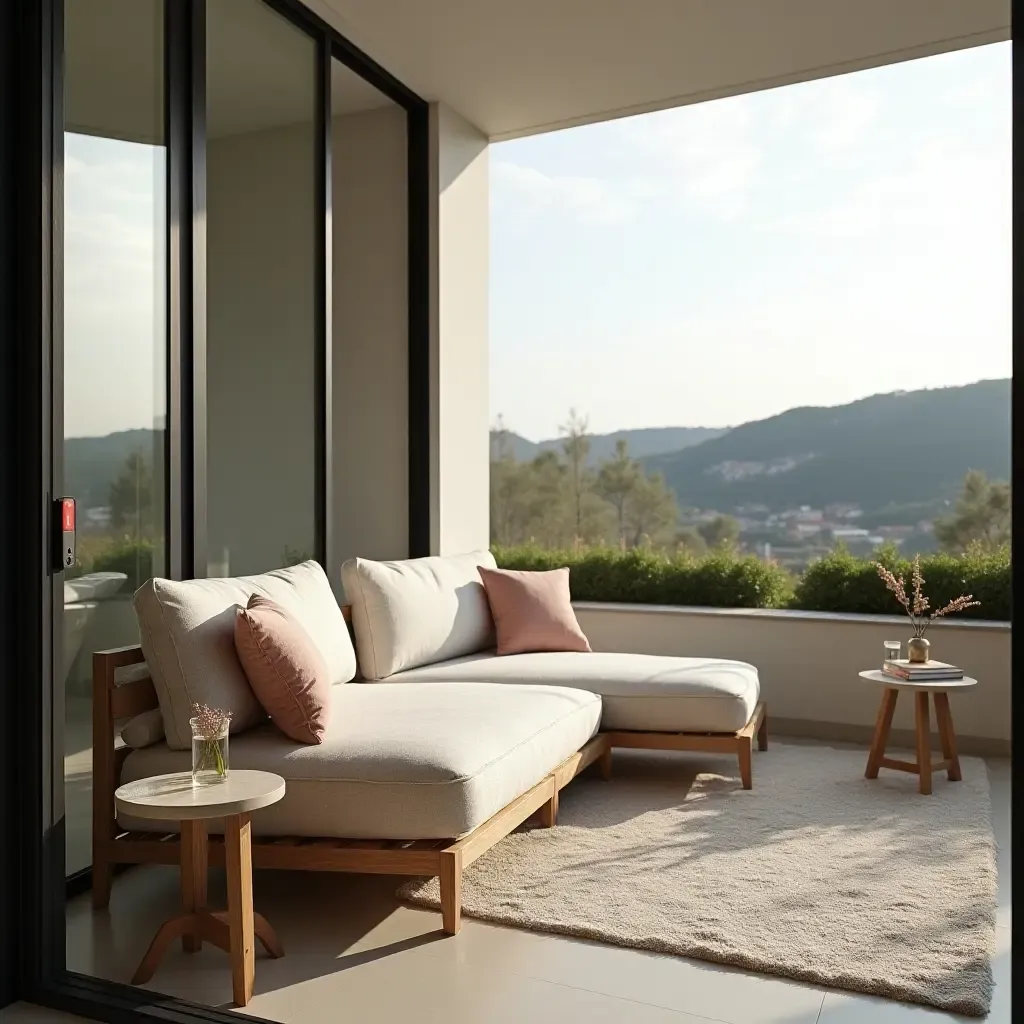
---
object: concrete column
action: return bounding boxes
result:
[428,102,490,556]
[331,100,490,592]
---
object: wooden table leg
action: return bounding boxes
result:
[225,813,256,1007]
[915,691,932,795]
[133,913,206,984]
[865,688,898,779]
[934,691,963,782]
[180,819,207,952]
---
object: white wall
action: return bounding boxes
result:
[332,104,409,576]
[206,122,317,576]
[575,603,1011,754]
[331,101,492,580]
[429,103,490,556]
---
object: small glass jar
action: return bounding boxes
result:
[883,640,901,669]
[191,716,230,786]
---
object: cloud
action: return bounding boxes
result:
[625,98,762,220]
[493,88,765,226]
[491,160,635,226]
[494,42,1008,238]
[758,130,1009,242]
[804,76,880,157]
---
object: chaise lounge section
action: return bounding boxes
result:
[118,681,602,840]
[342,550,767,787]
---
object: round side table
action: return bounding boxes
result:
[859,670,977,795]
[115,769,286,1006]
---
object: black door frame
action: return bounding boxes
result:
[0,0,15,1003]
[5,0,430,1018]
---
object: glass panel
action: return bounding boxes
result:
[330,59,408,565]
[63,0,166,878]
[205,0,317,576]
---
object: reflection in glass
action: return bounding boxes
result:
[205,0,317,576]
[63,0,166,877]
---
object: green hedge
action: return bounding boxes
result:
[491,545,793,610]
[790,544,1009,621]
[91,538,155,592]
[492,543,1009,621]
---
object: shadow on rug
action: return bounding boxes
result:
[399,743,996,1016]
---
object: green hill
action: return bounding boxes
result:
[65,428,162,508]
[643,380,1010,516]
[491,425,726,465]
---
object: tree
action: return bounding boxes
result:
[625,471,679,548]
[595,440,641,549]
[560,408,592,547]
[490,415,524,546]
[934,470,1011,553]
[108,451,153,531]
[698,514,741,550]
[674,526,708,556]
[522,451,573,547]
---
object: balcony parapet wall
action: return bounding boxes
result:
[574,602,1010,755]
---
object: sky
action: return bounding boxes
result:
[64,41,1011,441]
[489,42,1012,442]
[65,132,166,438]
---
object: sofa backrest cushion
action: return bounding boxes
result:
[135,560,355,750]
[341,550,497,679]
[478,565,592,655]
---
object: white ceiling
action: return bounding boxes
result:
[308,0,1010,139]
[206,0,393,139]
[65,0,394,145]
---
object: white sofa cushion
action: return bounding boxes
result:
[134,561,356,750]
[119,682,602,839]
[388,651,759,734]
[341,550,497,680]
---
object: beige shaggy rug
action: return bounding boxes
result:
[399,743,997,1016]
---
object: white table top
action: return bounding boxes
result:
[859,669,977,692]
[115,770,286,821]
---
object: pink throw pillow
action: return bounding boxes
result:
[478,566,592,656]
[234,594,331,744]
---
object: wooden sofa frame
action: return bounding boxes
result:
[93,632,767,934]
[606,700,768,790]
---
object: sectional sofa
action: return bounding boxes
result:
[93,551,765,934]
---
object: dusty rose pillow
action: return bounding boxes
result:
[478,566,591,656]
[234,594,331,744]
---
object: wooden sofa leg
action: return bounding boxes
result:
[738,735,753,790]
[537,788,558,828]
[757,710,768,752]
[439,850,463,935]
[599,747,613,781]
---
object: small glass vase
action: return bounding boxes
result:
[883,640,901,669]
[191,716,230,786]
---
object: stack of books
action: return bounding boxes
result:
[883,658,964,682]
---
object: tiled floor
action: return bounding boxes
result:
[57,746,1010,1024]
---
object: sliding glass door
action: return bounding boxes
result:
[14,0,426,1014]
[62,0,167,879]
[204,0,319,577]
